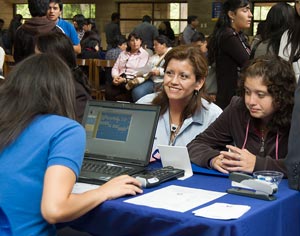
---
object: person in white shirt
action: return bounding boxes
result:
[0,46,5,79]
[279,0,300,81]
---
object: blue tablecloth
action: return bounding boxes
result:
[60,167,300,236]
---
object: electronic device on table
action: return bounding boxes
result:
[78,100,160,185]
[227,172,278,201]
[134,166,185,188]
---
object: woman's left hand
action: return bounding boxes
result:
[219,145,256,173]
[113,76,126,86]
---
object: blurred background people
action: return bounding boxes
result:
[105,34,127,60]
[107,32,150,102]
[182,15,199,44]
[133,15,159,52]
[145,35,172,91]
[207,0,252,109]
[2,14,23,55]
[35,32,91,123]
[279,0,300,81]
[78,31,103,59]
[72,14,85,41]
[251,2,294,59]
[47,0,81,54]
[250,20,266,50]
[0,46,4,80]
[105,12,122,50]
[158,20,175,46]
[191,31,208,55]
[14,0,62,62]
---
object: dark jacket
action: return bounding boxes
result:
[285,80,300,189]
[74,80,91,123]
[78,48,101,59]
[187,96,288,176]
[215,28,250,109]
[13,16,61,63]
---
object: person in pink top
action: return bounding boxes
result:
[107,32,152,102]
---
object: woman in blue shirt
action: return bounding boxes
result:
[0,54,142,236]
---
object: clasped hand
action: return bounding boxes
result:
[113,76,126,86]
[211,145,256,174]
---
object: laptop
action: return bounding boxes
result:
[78,100,160,185]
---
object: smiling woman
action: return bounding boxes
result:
[137,45,222,160]
[187,54,296,176]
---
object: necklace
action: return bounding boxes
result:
[260,128,265,153]
[170,123,178,133]
[169,111,182,145]
[169,123,181,145]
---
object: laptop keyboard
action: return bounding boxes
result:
[81,161,136,176]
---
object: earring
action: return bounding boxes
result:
[231,19,234,23]
[194,90,199,96]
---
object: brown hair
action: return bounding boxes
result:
[239,55,296,131]
[152,45,211,122]
[0,53,76,152]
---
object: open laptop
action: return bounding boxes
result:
[78,100,160,185]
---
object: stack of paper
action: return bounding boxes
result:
[125,185,227,212]
[193,202,251,220]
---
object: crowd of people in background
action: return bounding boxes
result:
[2,0,300,234]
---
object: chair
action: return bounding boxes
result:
[76,58,98,99]
[93,59,115,100]
[3,55,15,77]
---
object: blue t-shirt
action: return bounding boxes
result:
[57,18,80,45]
[0,115,86,236]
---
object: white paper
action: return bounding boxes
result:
[72,182,99,194]
[135,65,152,76]
[158,145,193,180]
[124,185,227,212]
[193,202,251,220]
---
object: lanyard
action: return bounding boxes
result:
[242,119,279,160]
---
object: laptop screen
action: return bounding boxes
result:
[82,100,160,166]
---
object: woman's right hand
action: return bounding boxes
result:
[99,175,143,200]
[113,76,126,86]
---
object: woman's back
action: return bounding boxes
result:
[0,53,85,235]
[0,115,84,235]
[252,2,294,59]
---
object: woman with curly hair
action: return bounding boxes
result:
[187,55,296,176]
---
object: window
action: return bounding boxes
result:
[252,1,294,35]
[252,2,273,36]
[119,2,188,35]
[15,3,95,20]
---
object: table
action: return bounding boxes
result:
[60,168,300,236]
